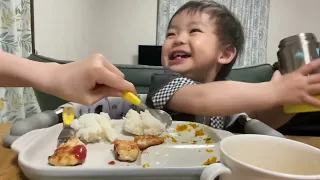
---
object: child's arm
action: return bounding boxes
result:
[148,60,320,120]
[166,80,280,116]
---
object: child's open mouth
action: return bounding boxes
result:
[169,51,191,63]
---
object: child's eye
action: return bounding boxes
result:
[166,32,175,38]
[190,29,202,33]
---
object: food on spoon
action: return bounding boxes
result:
[134,135,165,149]
[114,139,140,162]
[71,112,117,143]
[123,109,166,136]
[48,137,87,166]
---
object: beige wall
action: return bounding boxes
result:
[34,0,158,64]
[35,0,320,65]
[267,0,320,64]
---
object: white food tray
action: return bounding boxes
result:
[11,120,234,180]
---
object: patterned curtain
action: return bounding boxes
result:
[0,0,40,123]
[157,0,270,67]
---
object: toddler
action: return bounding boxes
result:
[70,0,320,132]
[145,0,320,130]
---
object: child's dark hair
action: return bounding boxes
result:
[168,0,245,80]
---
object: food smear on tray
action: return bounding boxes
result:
[188,123,199,129]
[142,163,150,168]
[205,149,214,153]
[108,161,116,165]
[195,129,205,136]
[175,124,191,132]
[123,109,166,136]
[203,156,217,166]
[205,138,214,144]
[163,135,178,143]
[48,137,87,166]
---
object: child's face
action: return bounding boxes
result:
[162,11,225,82]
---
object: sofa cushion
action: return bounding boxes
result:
[227,64,275,83]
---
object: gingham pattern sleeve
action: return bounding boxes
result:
[148,75,225,130]
[151,77,197,109]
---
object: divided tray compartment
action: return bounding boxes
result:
[11,120,234,180]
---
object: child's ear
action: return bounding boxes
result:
[218,46,236,65]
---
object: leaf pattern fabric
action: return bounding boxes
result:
[0,0,40,123]
[156,0,270,67]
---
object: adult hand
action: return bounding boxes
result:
[45,53,136,105]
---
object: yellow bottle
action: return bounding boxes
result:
[284,95,320,113]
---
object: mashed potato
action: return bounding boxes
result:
[123,109,166,136]
[71,112,117,143]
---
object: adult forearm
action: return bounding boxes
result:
[0,51,58,91]
[168,81,280,116]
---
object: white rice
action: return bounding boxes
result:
[71,112,117,143]
[70,109,166,143]
[123,109,166,136]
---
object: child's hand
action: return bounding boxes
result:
[46,54,136,105]
[271,59,320,107]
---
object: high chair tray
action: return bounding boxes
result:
[11,120,234,180]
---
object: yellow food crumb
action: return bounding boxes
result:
[175,124,190,132]
[205,149,213,153]
[203,156,217,166]
[188,123,199,129]
[195,129,205,136]
[198,150,202,152]
[0,100,4,111]
[142,163,150,168]
[171,137,177,143]
[205,138,213,144]
[164,135,178,143]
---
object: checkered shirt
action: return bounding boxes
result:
[151,77,225,129]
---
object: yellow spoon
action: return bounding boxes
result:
[62,106,75,126]
[57,106,76,147]
[122,92,172,127]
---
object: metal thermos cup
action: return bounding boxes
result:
[277,33,320,113]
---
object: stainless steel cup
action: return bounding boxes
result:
[277,33,320,113]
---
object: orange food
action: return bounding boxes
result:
[164,135,178,143]
[142,163,150,168]
[188,123,199,129]
[195,129,205,136]
[175,124,190,132]
[205,138,213,144]
[203,156,217,166]
[205,149,214,153]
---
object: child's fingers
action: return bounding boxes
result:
[304,95,320,107]
[307,84,320,95]
[297,59,320,75]
[307,73,320,84]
